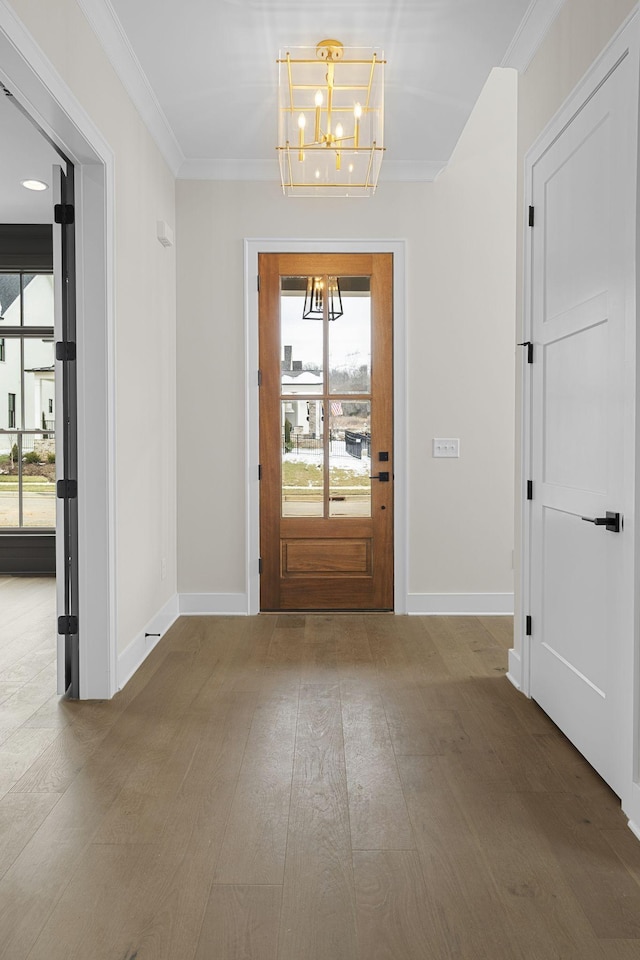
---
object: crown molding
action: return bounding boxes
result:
[501,0,567,72]
[76,0,184,175]
[178,158,280,181]
[178,157,446,183]
[381,160,445,182]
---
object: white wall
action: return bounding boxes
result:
[8,0,177,654]
[177,67,517,610]
[513,0,638,666]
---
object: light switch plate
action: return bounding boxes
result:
[433,438,460,458]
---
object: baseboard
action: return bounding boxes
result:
[628,819,640,843]
[178,592,248,615]
[507,646,522,692]
[406,593,514,615]
[117,592,179,691]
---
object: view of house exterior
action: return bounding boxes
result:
[0,273,55,527]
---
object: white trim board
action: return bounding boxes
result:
[501,0,567,72]
[117,593,179,690]
[407,594,514,616]
[244,239,408,616]
[76,0,183,175]
[0,2,118,699]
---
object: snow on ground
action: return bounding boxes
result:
[283,449,371,475]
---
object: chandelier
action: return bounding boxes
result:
[277,39,385,197]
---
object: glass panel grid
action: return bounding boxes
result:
[0,277,55,528]
[280,274,372,519]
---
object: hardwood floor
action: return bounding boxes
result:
[0,585,639,959]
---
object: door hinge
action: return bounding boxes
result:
[258,558,263,575]
[518,340,533,364]
[525,615,532,636]
[56,478,78,499]
[527,480,533,501]
[528,205,535,227]
[258,464,262,480]
[258,369,262,386]
[54,203,75,225]
[58,615,78,635]
[55,341,76,361]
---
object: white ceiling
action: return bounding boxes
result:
[2,0,565,219]
[0,91,60,223]
[81,0,565,181]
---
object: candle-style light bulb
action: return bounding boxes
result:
[354,102,362,148]
[335,122,344,140]
[314,90,323,142]
[298,113,306,161]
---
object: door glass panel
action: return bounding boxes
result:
[0,433,19,526]
[329,401,371,517]
[22,274,55,326]
[23,339,55,430]
[282,400,324,517]
[281,277,323,396]
[329,277,371,394]
[22,433,56,528]
[0,333,55,530]
[0,274,21,323]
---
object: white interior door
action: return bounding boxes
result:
[528,51,636,798]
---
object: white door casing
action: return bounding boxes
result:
[244,239,407,617]
[522,20,639,803]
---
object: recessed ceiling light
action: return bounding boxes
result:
[21,179,48,191]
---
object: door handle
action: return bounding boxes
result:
[581,511,621,533]
[369,472,390,482]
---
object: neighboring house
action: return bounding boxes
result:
[0,274,54,458]
[281,368,323,437]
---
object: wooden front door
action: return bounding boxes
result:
[259,252,393,611]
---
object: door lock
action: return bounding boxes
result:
[369,472,390,482]
[581,511,621,533]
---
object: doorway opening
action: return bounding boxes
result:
[0,11,116,698]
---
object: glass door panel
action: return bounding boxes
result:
[22,274,55,326]
[329,401,371,517]
[278,272,373,521]
[282,400,324,517]
[0,432,19,526]
[280,277,323,395]
[329,277,371,394]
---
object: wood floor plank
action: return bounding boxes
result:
[441,768,607,960]
[341,693,414,849]
[0,830,87,960]
[518,792,640,939]
[354,850,439,960]
[195,885,281,960]
[278,687,357,960]
[398,754,527,960]
[214,693,297,884]
[0,793,59,880]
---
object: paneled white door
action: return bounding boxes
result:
[528,51,636,797]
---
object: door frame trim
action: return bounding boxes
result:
[244,239,407,615]
[518,9,640,813]
[0,3,118,697]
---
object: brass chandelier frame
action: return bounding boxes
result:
[277,39,385,195]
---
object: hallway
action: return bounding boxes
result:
[1,604,639,958]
